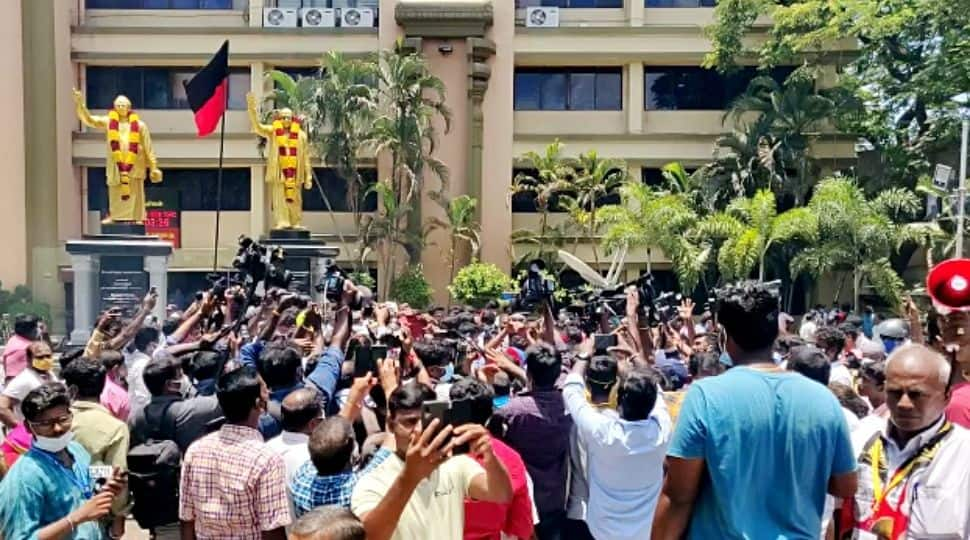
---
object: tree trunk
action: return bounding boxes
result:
[853,270,862,314]
[447,236,457,307]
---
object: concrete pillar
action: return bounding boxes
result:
[627,0,644,26]
[251,63,268,238]
[0,0,27,288]
[480,0,514,274]
[144,255,169,323]
[69,254,99,344]
[627,63,644,134]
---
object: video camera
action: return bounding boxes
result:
[568,273,684,330]
[315,265,345,304]
[513,259,556,313]
[233,236,293,292]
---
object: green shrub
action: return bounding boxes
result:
[449,262,513,308]
[0,282,51,322]
[389,266,433,309]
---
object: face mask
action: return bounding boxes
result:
[33,431,74,453]
[441,363,455,383]
[31,357,54,372]
[883,338,902,355]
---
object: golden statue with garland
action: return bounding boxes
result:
[72,89,163,224]
[246,92,313,230]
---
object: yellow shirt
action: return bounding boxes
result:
[351,453,484,540]
[70,400,130,514]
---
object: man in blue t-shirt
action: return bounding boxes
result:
[653,281,858,540]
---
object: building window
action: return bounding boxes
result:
[644,66,794,110]
[515,68,622,111]
[304,169,378,212]
[86,67,250,111]
[641,167,696,187]
[87,0,235,8]
[515,0,624,7]
[645,0,715,7]
[512,168,621,213]
[87,168,251,212]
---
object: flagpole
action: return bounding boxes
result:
[212,83,228,272]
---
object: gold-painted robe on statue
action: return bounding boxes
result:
[249,121,313,229]
[77,115,158,223]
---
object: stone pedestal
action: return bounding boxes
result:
[66,234,173,345]
[262,231,339,304]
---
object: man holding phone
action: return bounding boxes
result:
[351,383,513,540]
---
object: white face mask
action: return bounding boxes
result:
[33,431,74,453]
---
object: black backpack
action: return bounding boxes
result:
[127,402,181,530]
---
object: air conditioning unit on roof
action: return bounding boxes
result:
[263,7,298,28]
[525,7,560,28]
[340,7,375,28]
[301,7,337,28]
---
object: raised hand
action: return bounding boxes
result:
[679,298,695,321]
[402,419,454,484]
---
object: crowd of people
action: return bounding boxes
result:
[0,273,969,540]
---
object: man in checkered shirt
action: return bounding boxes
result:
[290,415,393,516]
[179,366,292,539]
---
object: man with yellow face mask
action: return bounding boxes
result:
[0,342,56,429]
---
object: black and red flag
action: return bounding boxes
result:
[184,40,229,137]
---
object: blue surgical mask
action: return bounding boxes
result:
[442,363,455,383]
[883,337,902,355]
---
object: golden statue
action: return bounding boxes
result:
[246,92,313,230]
[72,89,163,224]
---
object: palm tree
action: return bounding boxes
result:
[369,43,452,269]
[710,71,835,206]
[511,140,576,263]
[315,52,378,252]
[424,194,481,292]
[361,182,417,298]
[700,189,818,282]
[791,176,931,310]
[558,151,626,266]
[599,181,709,292]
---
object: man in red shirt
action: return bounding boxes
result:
[450,378,534,540]
[938,312,970,429]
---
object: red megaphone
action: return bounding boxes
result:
[927,258,970,312]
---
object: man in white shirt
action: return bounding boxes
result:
[815,326,854,387]
[266,388,322,483]
[0,342,56,428]
[836,344,970,538]
[126,326,159,415]
[563,358,671,540]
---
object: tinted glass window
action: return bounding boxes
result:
[87,167,251,212]
[514,68,623,111]
[644,66,794,110]
[304,169,378,212]
[87,0,233,7]
[85,67,250,110]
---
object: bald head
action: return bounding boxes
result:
[280,387,322,434]
[886,343,951,386]
[884,343,952,437]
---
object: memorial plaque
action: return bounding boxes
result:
[284,256,312,295]
[99,256,148,317]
